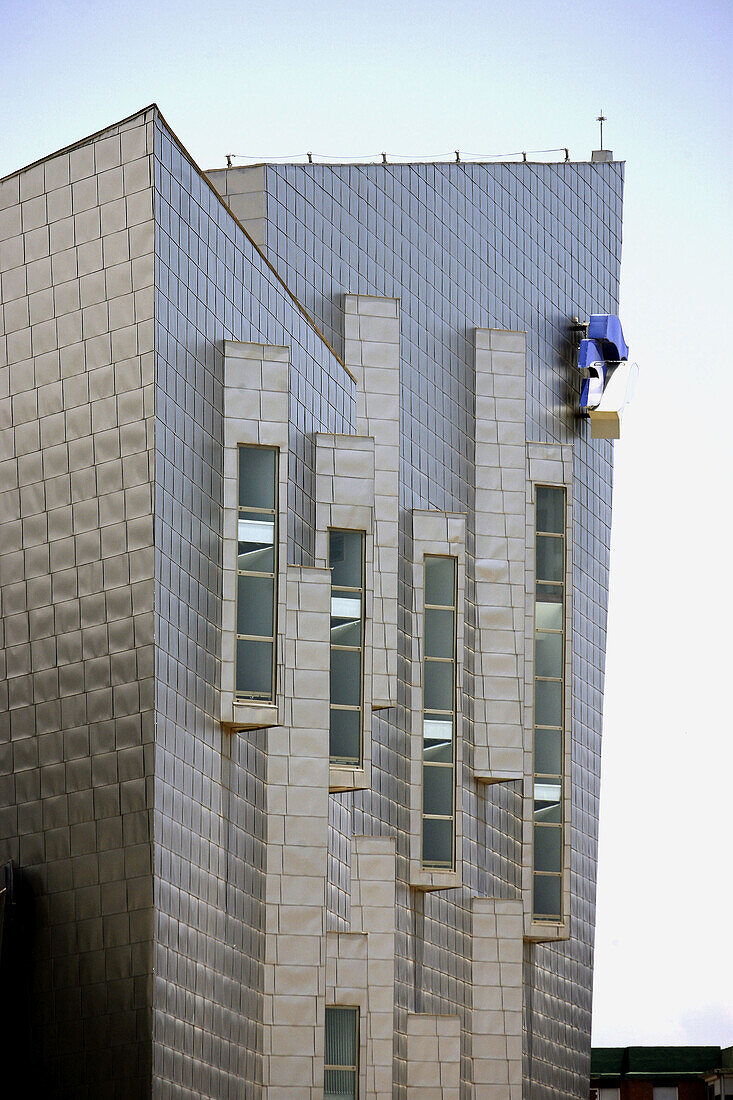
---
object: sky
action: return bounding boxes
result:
[2,0,732,1048]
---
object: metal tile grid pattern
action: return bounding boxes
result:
[260,160,623,1098]
[0,111,157,1097]
[151,118,354,1098]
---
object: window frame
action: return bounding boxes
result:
[420,553,458,871]
[328,528,366,768]
[324,1004,360,1100]
[235,443,279,704]
[528,486,567,924]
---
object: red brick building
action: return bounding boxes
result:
[591,1046,733,1100]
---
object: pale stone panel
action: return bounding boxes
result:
[406,1013,461,1099]
[221,341,289,729]
[473,329,526,783]
[472,898,523,1098]
[343,294,399,709]
[263,565,331,1096]
[351,835,396,1099]
[326,834,396,1098]
[207,166,267,246]
[523,442,573,942]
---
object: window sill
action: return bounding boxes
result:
[329,764,369,792]
[223,701,280,730]
[409,867,461,892]
[524,916,570,943]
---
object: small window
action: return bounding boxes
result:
[236,445,278,701]
[652,1088,678,1100]
[329,531,365,766]
[325,1006,359,1099]
[422,555,457,869]
[532,485,566,921]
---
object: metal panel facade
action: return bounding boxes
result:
[1,106,622,1098]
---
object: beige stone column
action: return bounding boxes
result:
[472,898,523,1099]
[263,565,331,1098]
[351,835,396,1098]
[406,1013,461,1098]
[221,341,289,731]
[409,510,466,891]
[205,165,267,247]
[314,432,375,792]
[325,835,396,1099]
[344,295,399,709]
[473,329,526,782]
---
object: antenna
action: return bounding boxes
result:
[596,110,607,149]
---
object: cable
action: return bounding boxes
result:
[223,146,572,165]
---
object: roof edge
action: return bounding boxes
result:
[0,104,159,186]
[206,158,626,171]
[1,103,354,386]
[152,108,354,384]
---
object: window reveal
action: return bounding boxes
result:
[421,555,457,869]
[235,445,278,701]
[329,530,365,766]
[532,485,566,920]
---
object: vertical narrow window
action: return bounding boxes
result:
[324,1006,359,1099]
[421,555,457,869]
[236,445,278,701]
[329,530,364,766]
[532,485,566,920]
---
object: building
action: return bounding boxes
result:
[590,1045,733,1099]
[0,105,625,1097]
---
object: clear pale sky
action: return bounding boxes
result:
[2,0,731,1048]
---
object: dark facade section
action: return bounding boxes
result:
[0,109,157,1098]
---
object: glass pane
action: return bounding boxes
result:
[534,781,562,823]
[238,516,275,572]
[238,544,274,574]
[422,817,453,867]
[536,631,563,678]
[331,594,362,630]
[536,485,564,534]
[324,1069,357,1099]
[425,555,455,606]
[330,709,361,764]
[425,608,454,659]
[424,660,454,712]
[239,446,276,510]
[325,1006,358,1066]
[329,530,363,589]
[236,638,273,698]
[237,574,274,637]
[534,824,562,872]
[423,715,453,763]
[330,617,361,647]
[535,679,562,727]
[423,764,453,816]
[330,649,361,707]
[535,590,563,629]
[533,873,562,919]
[535,729,562,776]
[536,535,564,582]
